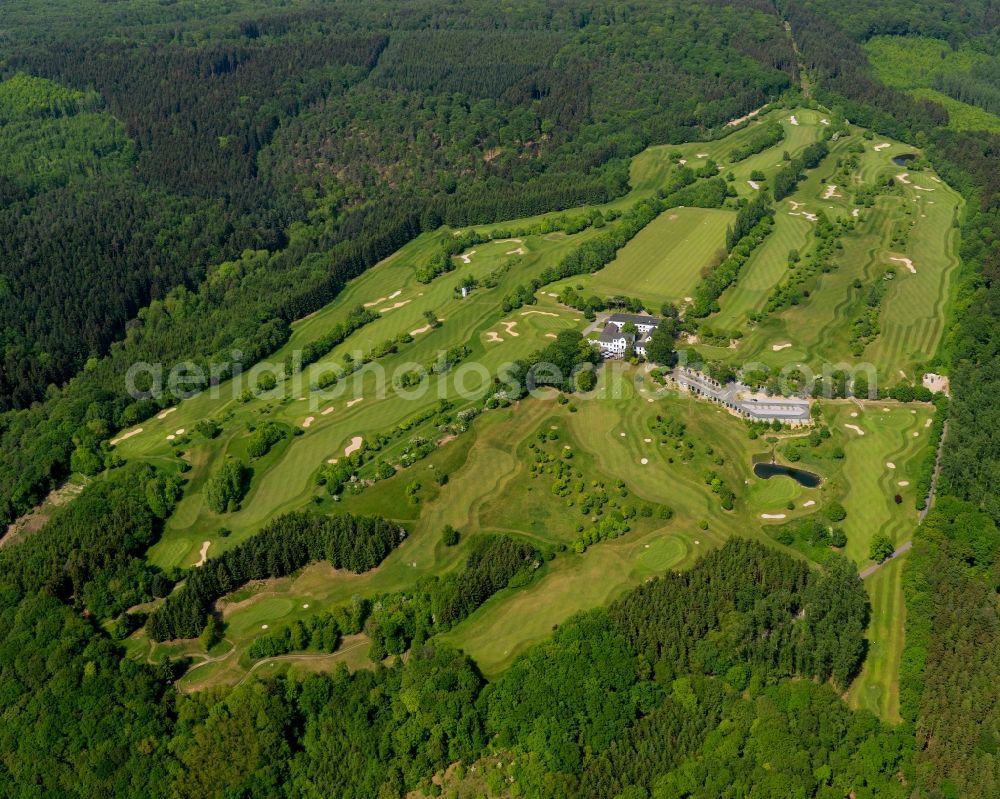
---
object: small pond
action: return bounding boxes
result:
[752,462,821,488]
[892,153,917,167]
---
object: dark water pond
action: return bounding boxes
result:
[753,462,821,488]
[892,153,917,167]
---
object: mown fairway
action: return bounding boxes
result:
[582,207,734,308]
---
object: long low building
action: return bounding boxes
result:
[673,368,812,425]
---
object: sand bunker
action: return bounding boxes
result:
[363,290,402,308]
[166,434,175,441]
[788,200,804,210]
[761,513,787,520]
[499,238,523,244]
[640,458,648,465]
[501,321,519,337]
[344,436,363,456]
[322,407,334,416]
[913,431,920,437]
[380,299,411,313]
[886,462,896,469]
[924,417,932,428]
[544,333,557,339]
[803,500,816,508]
[195,541,211,567]
[889,256,916,274]
[302,416,315,428]
[748,180,760,190]
[852,208,860,218]
[409,324,432,336]
[898,480,910,487]
[644,438,652,443]
[620,432,626,437]
[459,250,476,264]
[485,331,503,343]
[772,342,792,351]
[347,397,363,408]
[110,427,143,446]
[696,152,709,158]
[914,185,935,192]
[175,428,185,435]
[873,143,891,152]
[823,184,841,199]
[678,159,687,165]
[157,407,177,420]
[506,247,526,255]
[789,115,799,126]
[896,172,911,184]
[844,424,865,435]
[326,458,339,464]
[930,176,941,183]
[820,118,830,125]
[521,310,559,317]
[850,411,858,417]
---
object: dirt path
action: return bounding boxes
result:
[860,540,913,579]
[919,420,948,523]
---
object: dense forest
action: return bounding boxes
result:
[1,0,1000,796]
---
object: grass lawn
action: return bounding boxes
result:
[847,552,908,722]
[575,206,734,309]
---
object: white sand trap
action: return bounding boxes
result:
[544,333,557,339]
[506,247,526,255]
[820,118,830,125]
[347,398,363,408]
[788,200,804,210]
[678,158,687,165]
[501,321,519,337]
[260,624,269,630]
[520,310,559,317]
[380,299,411,313]
[873,143,891,152]
[886,462,896,469]
[761,513,787,520]
[344,436,363,456]
[802,212,818,222]
[882,407,890,412]
[166,434,175,441]
[362,291,402,308]
[914,185,935,192]
[802,500,816,508]
[772,342,792,351]
[157,407,177,420]
[485,331,503,343]
[459,250,476,264]
[644,438,652,443]
[896,172,911,184]
[748,180,760,190]
[913,431,920,437]
[546,292,558,297]
[409,324,432,336]
[175,428,185,435]
[930,176,941,183]
[823,184,841,199]
[898,480,910,487]
[844,424,865,435]
[195,541,211,567]
[302,416,315,428]
[696,152,709,158]
[899,369,908,379]
[924,418,932,428]
[388,290,402,300]
[303,603,310,609]
[322,407,334,415]
[789,115,799,126]
[852,208,860,218]
[326,457,339,464]
[110,427,143,446]
[640,458,649,465]
[620,432,626,437]
[647,398,654,403]
[889,256,916,273]
[499,238,523,244]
